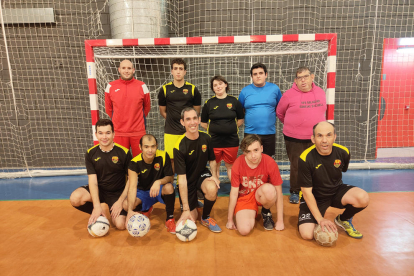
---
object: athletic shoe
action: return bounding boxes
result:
[197,200,204,208]
[262,212,275,231]
[141,206,154,218]
[197,190,204,200]
[289,192,299,204]
[165,218,176,234]
[201,217,222,233]
[335,215,363,239]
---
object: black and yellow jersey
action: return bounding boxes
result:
[85,143,132,192]
[298,143,350,199]
[200,95,244,148]
[128,150,173,191]
[173,131,215,185]
[158,81,201,135]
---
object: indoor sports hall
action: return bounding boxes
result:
[0,1,413,275]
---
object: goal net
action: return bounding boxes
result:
[86,34,336,177]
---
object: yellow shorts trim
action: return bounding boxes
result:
[164,133,182,159]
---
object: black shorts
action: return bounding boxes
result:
[245,133,275,157]
[298,184,356,226]
[82,185,127,216]
[180,168,212,211]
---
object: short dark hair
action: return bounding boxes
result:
[250,63,267,76]
[139,134,158,146]
[240,134,262,152]
[210,75,229,94]
[313,121,336,136]
[95,119,114,132]
[180,107,197,120]
[296,66,312,78]
[171,58,186,70]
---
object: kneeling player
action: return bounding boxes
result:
[298,121,369,240]
[125,134,176,233]
[226,135,284,235]
[70,119,131,230]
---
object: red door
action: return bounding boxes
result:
[377,38,414,149]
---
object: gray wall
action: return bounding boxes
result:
[0,0,413,171]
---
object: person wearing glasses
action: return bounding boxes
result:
[276,66,326,204]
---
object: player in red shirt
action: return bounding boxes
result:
[105,60,151,157]
[226,134,284,235]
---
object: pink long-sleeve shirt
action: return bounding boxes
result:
[276,83,326,140]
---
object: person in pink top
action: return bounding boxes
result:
[276,66,326,204]
[105,60,151,157]
[226,134,284,235]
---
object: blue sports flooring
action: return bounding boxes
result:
[0,169,413,201]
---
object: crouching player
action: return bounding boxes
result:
[70,119,131,230]
[125,134,176,233]
[226,135,284,235]
[298,121,369,240]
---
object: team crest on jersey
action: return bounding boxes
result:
[334,159,341,168]
[227,103,232,109]
[183,89,188,94]
[112,156,119,163]
[154,163,160,171]
[202,145,207,152]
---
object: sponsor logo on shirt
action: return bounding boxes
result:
[141,169,147,174]
[189,150,194,155]
[94,157,101,162]
[154,163,160,171]
[315,164,322,169]
[227,103,232,109]
[213,106,219,109]
[334,159,341,168]
[170,90,175,93]
[183,89,188,95]
[202,145,207,152]
[112,156,119,163]
[115,89,120,92]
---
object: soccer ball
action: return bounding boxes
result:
[127,214,151,237]
[87,216,110,237]
[314,224,338,247]
[175,219,197,242]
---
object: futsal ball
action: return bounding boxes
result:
[175,219,197,242]
[314,224,338,247]
[87,216,110,237]
[127,214,151,237]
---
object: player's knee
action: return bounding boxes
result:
[261,184,276,202]
[114,219,126,230]
[238,225,253,236]
[204,181,218,197]
[299,229,314,240]
[162,183,174,195]
[358,191,370,207]
[69,192,80,207]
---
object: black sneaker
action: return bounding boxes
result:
[262,212,275,231]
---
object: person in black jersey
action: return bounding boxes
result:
[124,134,176,234]
[200,75,244,181]
[174,107,222,233]
[70,119,132,230]
[158,58,202,169]
[298,121,369,240]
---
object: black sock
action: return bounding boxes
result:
[202,198,216,220]
[162,193,176,221]
[261,207,271,215]
[340,205,367,221]
[176,186,183,205]
[73,201,93,214]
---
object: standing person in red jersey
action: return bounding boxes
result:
[105,59,151,157]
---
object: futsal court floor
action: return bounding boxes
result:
[0,169,413,276]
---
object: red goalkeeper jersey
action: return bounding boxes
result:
[105,78,151,136]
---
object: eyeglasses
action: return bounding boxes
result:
[296,74,310,81]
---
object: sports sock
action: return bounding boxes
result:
[162,193,176,221]
[176,186,183,205]
[202,198,216,220]
[261,207,271,216]
[73,201,93,214]
[340,205,367,221]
